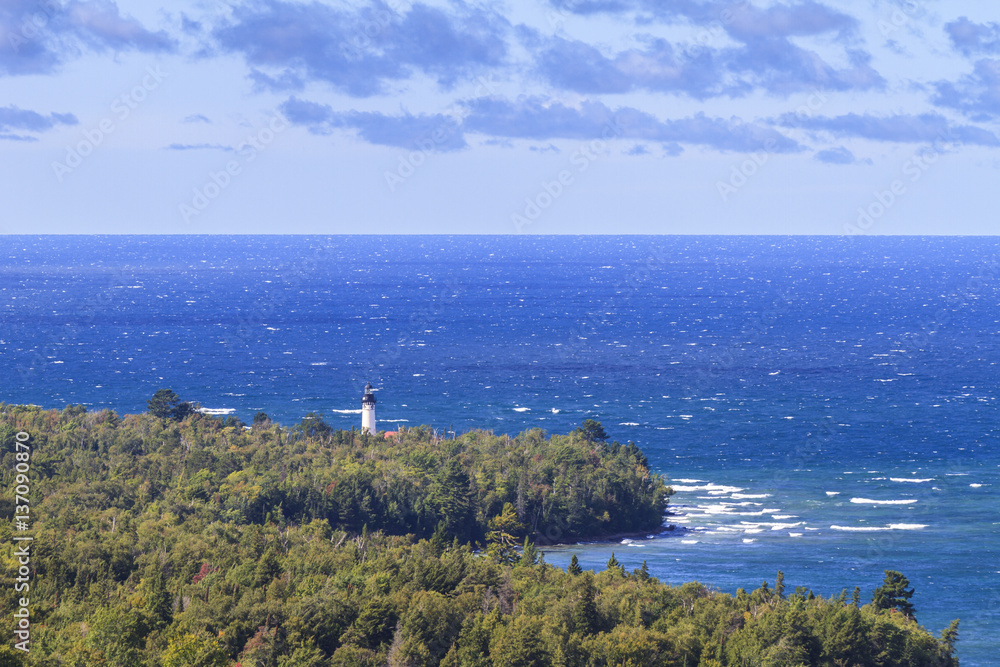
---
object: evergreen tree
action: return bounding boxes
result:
[941,619,960,656]
[139,564,172,629]
[486,503,526,565]
[573,574,599,635]
[568,554,583,575]
[775,570,786,599]
[606,552,622,573]
[852,586,861,607]
[253,411,270,426]
[519,536,539,566]
[147,388,186,420]
[433,459,475,542]
[574,419,608,443]
[872,569,916,617]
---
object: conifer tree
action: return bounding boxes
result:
[573,574,599,635]
[606,552,622,573]
[520,536,539,566]
[941,619,960,657]
[568,554,582,575]
[872,570,916,618]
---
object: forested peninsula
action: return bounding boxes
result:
[0,402,958,665]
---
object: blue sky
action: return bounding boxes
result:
[2,0,999,234]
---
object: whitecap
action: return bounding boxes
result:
[970,483,983,488]
[198,408,235,415]
[310,362,328,366]
[732,493,771,499]
[890,478,933,483]
[742,538,756,543]
[674,478,705,483]
[671,483,744,494]
[850,498,918,505]
[513,407,530,412]
[825,491,840,496]
[331,409,363,414]
[831,525,890,532]
[619,422,639,426]
[788,533,803,537]
[681,539,699,544]
[887,523,927,530]
[551,408,560,414]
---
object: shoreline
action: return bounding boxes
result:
[538,522,688,548]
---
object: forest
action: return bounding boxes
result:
[0,400,958,666]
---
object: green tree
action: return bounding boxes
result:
[491,615,547,667]
[86,605,147,667]
[575,419,609,443]
[573,574,600,635]
[872,570,916,618]
[161,633,228,667]
[147,388,192,420]
[606,552,623,574]
[299,412,332,438]
[254,411,270,426]
[519,536,539,566]
[432,459,475,541]
[138,564,172,629]
[568,554,582,575]
[775,570,786,599]
[940,619,959,657]
[486,503,526,565]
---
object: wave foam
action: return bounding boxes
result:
[331,409,363,414]
[671,483,744,494]
[732,493,771,499]
[825,491,840,496]
[890,478,933,483]
[850,498,918,505]
[513,407,530,412]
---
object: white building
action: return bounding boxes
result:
[361,383,376,434]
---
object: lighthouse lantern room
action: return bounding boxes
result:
[361,383,376,434]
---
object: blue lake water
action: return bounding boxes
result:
[1,235,997,663]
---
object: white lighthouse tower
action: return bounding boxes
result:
[361,383,376,434]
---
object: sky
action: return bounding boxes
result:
[2,0,999,234]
